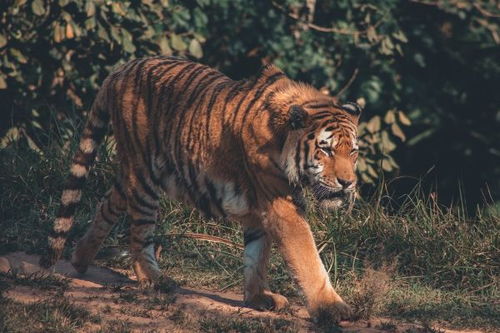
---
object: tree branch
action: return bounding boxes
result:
[271,1,385,36]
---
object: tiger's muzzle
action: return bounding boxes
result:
[312,183,355,211]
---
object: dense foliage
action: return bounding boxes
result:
[0,0,498,205]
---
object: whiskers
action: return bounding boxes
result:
[312,183,343,201]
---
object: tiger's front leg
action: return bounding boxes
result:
[264,198,352,324]
[242,226,288,311]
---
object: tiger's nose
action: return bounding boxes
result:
[338,178,353,188]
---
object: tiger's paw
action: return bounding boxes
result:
[245,290,289,311]
[311,300,352,326]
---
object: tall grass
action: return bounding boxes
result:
[0,124,498,328]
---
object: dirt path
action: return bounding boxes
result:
[0,252,484,333]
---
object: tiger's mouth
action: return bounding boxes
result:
[312,183,345,201]
[312,183,354,210]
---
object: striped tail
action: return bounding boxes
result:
[40,103,109,268]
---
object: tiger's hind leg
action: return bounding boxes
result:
[125,173,162,287]
[71,182,127,274]
[243,226,289,311]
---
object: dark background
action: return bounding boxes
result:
[1,0,499,209]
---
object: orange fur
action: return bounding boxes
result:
[40,56,361,323]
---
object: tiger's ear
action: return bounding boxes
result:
[341,101,363,122]
[288,105,309,130]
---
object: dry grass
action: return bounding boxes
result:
[349,264,394,320]
[0,125,499,331]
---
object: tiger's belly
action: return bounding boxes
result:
[161,172,250,218]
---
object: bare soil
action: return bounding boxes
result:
[0,252,485,333]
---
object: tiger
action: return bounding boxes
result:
[39,56,362,324]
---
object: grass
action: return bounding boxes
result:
[0,271,69,291]
[0,295,100,333]
[0,127,499,331]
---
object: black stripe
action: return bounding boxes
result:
[65,174,86,190]
[100,205,116,225]
[128,200,155,217]
[136,171,159,200]
[311,111,334,120]
[238,73,285,159]
[57,202,78,218]
[196,194,213,218]
[184,72,225,110]
[106,200,120,216]
[82,123,107,142]
[73,151,96,166]
[131,218,156,226]
[130,60,151,158]
[171,71,223,205]
[303,140,310,171]
[131,189,157,211]
[187,163,199,193]
[49,230,69,238]
[131,235,155,247]
[204,80,229,140]
[303,102,333,109]
[205,178,225,217]
[244,229,265,246]
[294,141,301,176]
[114,182,127,200]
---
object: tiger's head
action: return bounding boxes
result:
[279,98,362,211]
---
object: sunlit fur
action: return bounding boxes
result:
[40,56,360,323]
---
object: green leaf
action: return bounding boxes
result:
[97,24,109,42]
[366,26,377,42]
[381,158,393,172]
[367,115,381,133]
[65,23,74,39]
[31,0,45,16]
[158,36,172,55]
[14,0,27,8]
[381,131,396,152]
[391,123,406,141]
[384,110,395,124]
[0,34,7,48]
[361,173,373,184]
[357,158,367,171]
[170,34,187,51]
[121,30,136,53]
[110,26,121,43]
[10,48,28,64]
[414,53,426,68]
[85,0,96,17]
[111,2,126,16]
[59,0,70,7]
[0,127,20,148]
[367,164,378,178]
[392,30,408,43]
[85,17,96,30]
[189,39,203,59]
[0,76,7,89]
[398,112,412,126]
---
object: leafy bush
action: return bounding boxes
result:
[0,0,410,184]
[1,0,498,199]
